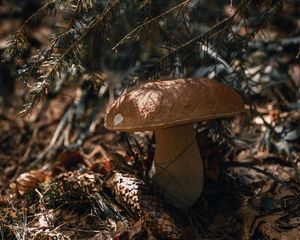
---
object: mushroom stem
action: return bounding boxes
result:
[153,123,203,207]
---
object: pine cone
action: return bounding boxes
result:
[106,172,181,239]
[38,171,102,209]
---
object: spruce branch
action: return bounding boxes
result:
[19,0,55,30]
[112,0,192,51]
[131,14,237,81]
[3,0,291,116]
[125,0,286,83]
[3,31,28,60]
[20,80,49,115]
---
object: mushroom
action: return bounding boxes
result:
[104,78,244,207]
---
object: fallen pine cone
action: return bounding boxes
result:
[38,171,103,209]
[106,171,182,240]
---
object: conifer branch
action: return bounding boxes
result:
[3,0,289,115]
[19,0,55,30]
[112,0,192,51]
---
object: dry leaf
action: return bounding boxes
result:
[13,170,47,195]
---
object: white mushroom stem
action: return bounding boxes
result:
[153,123,204,207]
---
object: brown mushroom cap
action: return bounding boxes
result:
[105,78,244,131]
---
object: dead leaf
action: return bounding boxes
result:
[13,170,47,195]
